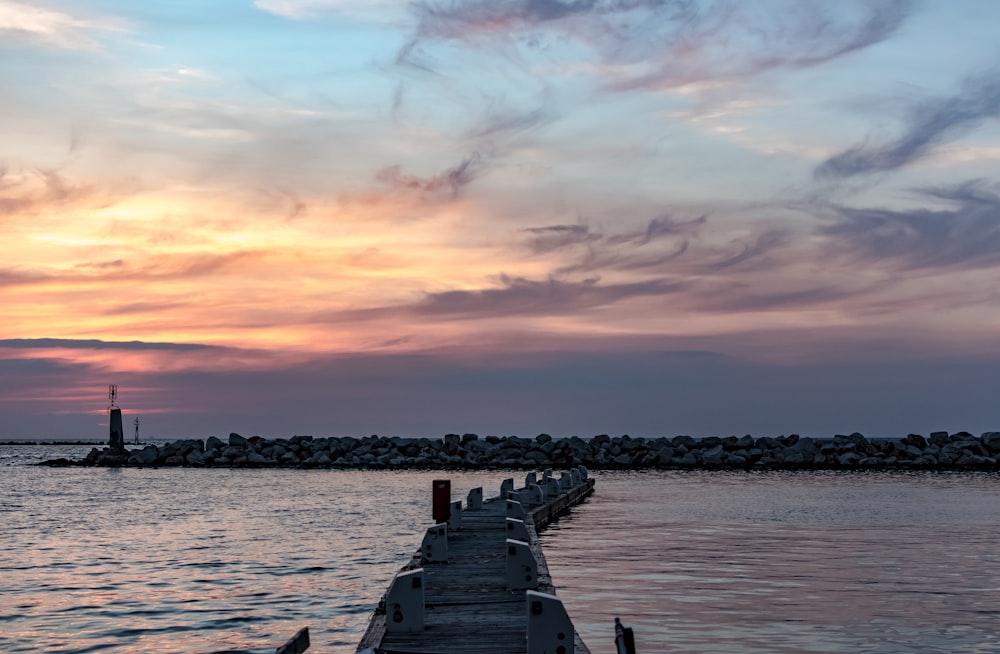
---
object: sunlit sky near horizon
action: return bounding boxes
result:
[2,0,999,440]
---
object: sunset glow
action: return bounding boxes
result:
[3,1,999,439]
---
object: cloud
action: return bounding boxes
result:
[0,0,125,51]
[819,180,1000,269]
[706,226,790,271]
[374,152,485,201]
[400,0,913,91]
[523,213,793,277]
[817,70,1000,178]
[253,0,405,20]
[521,223,600,253]
[412,273,686,318]
[0,167,99,217]
[0,338,215,352]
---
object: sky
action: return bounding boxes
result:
[1,0,999,441]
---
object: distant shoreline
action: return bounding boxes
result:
[2,439,110,446]
[33,430,1000,471]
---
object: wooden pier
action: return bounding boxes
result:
[357,469,596,654]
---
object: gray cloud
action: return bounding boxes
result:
[706,226,790,271]
[0,338,216,352]
[521,223,600,253]
[401,0,913,91]
[819,180,1000,269]
[520,214,706,274]
[817,70,1000,178]
[375,152,484,199]
[414,273,686,318]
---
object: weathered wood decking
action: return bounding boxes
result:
[356,472,596,654]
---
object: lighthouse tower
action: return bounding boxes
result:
[108,385,125,450]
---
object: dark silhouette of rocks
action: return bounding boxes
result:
[37,430,1000,471]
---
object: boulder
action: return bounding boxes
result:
[982,432,1000,455]
[128,445,160,466]
[229,433,248,447]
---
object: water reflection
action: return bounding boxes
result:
[4,453,1000,653]
[541,470,1000,654]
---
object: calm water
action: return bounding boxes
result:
[3,445,1000,653]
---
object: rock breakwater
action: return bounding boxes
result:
[41,430,1000,470]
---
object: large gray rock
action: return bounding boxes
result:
[128,445,160,466]
[229,433,248,447]
[982,432,1000,455]
[702,445,725,465]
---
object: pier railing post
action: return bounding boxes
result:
[385,568,424,634]
[506,538,538,590]
[506,499,526,520]
[448,500,462,531]
[467,486,483,510]
[527,591,574,654]
[506,517,531,543]
[421,523,448,563]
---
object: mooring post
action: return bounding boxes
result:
[448,500,462,531]
[421,523,448,563]
[527,591,575,654]
[385,568,425,634]
[506,538,538,590]
[467,486,483,510]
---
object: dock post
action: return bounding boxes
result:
[570,468,582,486]
[542,468,553,480]
[506,499,526,520]
[506,517,531,543]
[448,500,462,531]
[525,471,537,486]
[543,477,559,498]
[527,483,544,505]
[467,486,483,510]
[500,478,514,498]
[385,568,424,633]
[559,472,572,491]
[432,479,451,523]
[421,523,448,563]
[506,539,538,590]
[527,591,574,654]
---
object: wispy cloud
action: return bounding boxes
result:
[400,0,913,91]
[0,337,215,352]
[819,180,1000,269]
[374,152,485,201]
[413,273,686,318]
[0,168,100,217]
[0,0,125,51]
[817,70,1000,178]
[253,0,405,21]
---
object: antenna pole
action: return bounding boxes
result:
[108,384,118,413]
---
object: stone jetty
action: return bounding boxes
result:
[40,429,1000,470]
